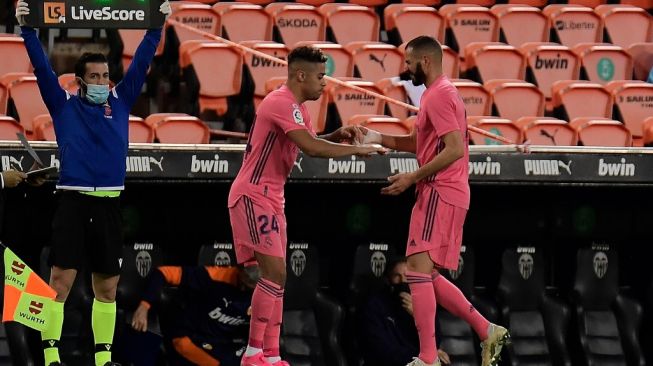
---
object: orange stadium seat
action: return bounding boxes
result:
[347,114,411,134]
[327,78,385,127]
[400,0,441,5]
[399,43,459,78]
[349,0,388,7]
[0,116,24,141]
[0,35,31,75]
[605,80,653,139]
[319,4,380,44]
[32,114,55,141]
[145,113,190,128]
[296,0,334,6]
[0,83,7,116]
[595,5,652,49]
[484,79,544,120]
[521,42,581,103]
[384,4,445,45]
[168,3,219,45]
[467,116,523,145]
[642,116,653,145]
[212,3,273,42]
[573,43,633,84]
[452,79,491,117]
[463,42,525,82]
[515,117,578,146]
[566,0,608,7]
[155,116,210,144]
[5,74,48,133]
[618,0,653,10]
[57,73,79,94]
[542,5,603,47]
[404,115,416,130]
[129,116,154,143]
[376,78,411,120]
[183,42,243,116]
[239,41,289,108]
[551,80,613,121]
[490,5,549,47]
[439,5,500,54]
[265,3,326,47]
[294,41,354,77]
[627,42,653,81]
[239,0,275,5]
[569,117,632,146]
[346,42,403,82]
[265,77,287,94]
[505,0,547,6]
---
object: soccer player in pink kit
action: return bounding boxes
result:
[362,36,509,366]
[229,46,386,366]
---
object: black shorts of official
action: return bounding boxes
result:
[48,190,123,276]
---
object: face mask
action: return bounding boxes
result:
[81,80,109,104]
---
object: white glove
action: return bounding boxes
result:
[159,0,171,18]
[15,0,29,27]
[362,128,382,144]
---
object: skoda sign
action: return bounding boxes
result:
[26,0,166,28]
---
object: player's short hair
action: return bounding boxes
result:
[384,256,408,279]
[75,53,108,78]
[406,36,442,60]
[288,46,327,66]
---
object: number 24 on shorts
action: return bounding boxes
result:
[258,215,279,235]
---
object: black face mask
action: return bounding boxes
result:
[392,282,410,297]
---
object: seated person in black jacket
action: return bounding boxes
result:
[359,257,450,366]
[132,264,259,366]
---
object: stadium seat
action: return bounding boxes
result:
[520,42,581,103]
[643,116,653,146]
[496,247,572,366]
[168,3,219,50]
[0,85,6,116]
[384,4,445,46]
[129,116,154,143]
[319,4,380,44]
[542,5,603,47]
[154,116,210,144]
[265,76,287,94]
[39,247,94,365]
[326,78,385,128]
[375,78,411,120]
[572,246,645,366]
[346,42,403,82]
[551,80,613,122]
[294,41,354,77]
[240,0,275,6]
[0,35,30,75]
[619,0,653,10]
[197,242,238,266]
[283,242,346,366]
[627,42,653,81]
[265,3,326,47]
[404,115,416,131]
[347,114,411,134]
[5,74,48,133]
[212,3,273,42]
[144,113,189,128]
[239,41,289,107]
[400,0,441,5]
[439,245,498,366]
[296,0,335,6]
[505,0,547,6]
[490,5,549,48]
[348,0,387,7]
[573,43,633,84]
[484,79,544,120]
[463,42,526,82]
[515,117,578,146]
[33,114,55,141]
[605,80,653,138]
[57,73,79,94]
[439,5,500,54]
[467,116,523,145]
[452,79,491,117]
[182,41,243,117]
[569,117,632,146]
[0,116,23,140]
[595,5,653,49]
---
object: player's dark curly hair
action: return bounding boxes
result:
[288,46,327,65]
[74,53,108,78]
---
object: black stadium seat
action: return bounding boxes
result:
[282,241,346,366]
[497,247,571,366]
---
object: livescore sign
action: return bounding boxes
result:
[25,0,166,29]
